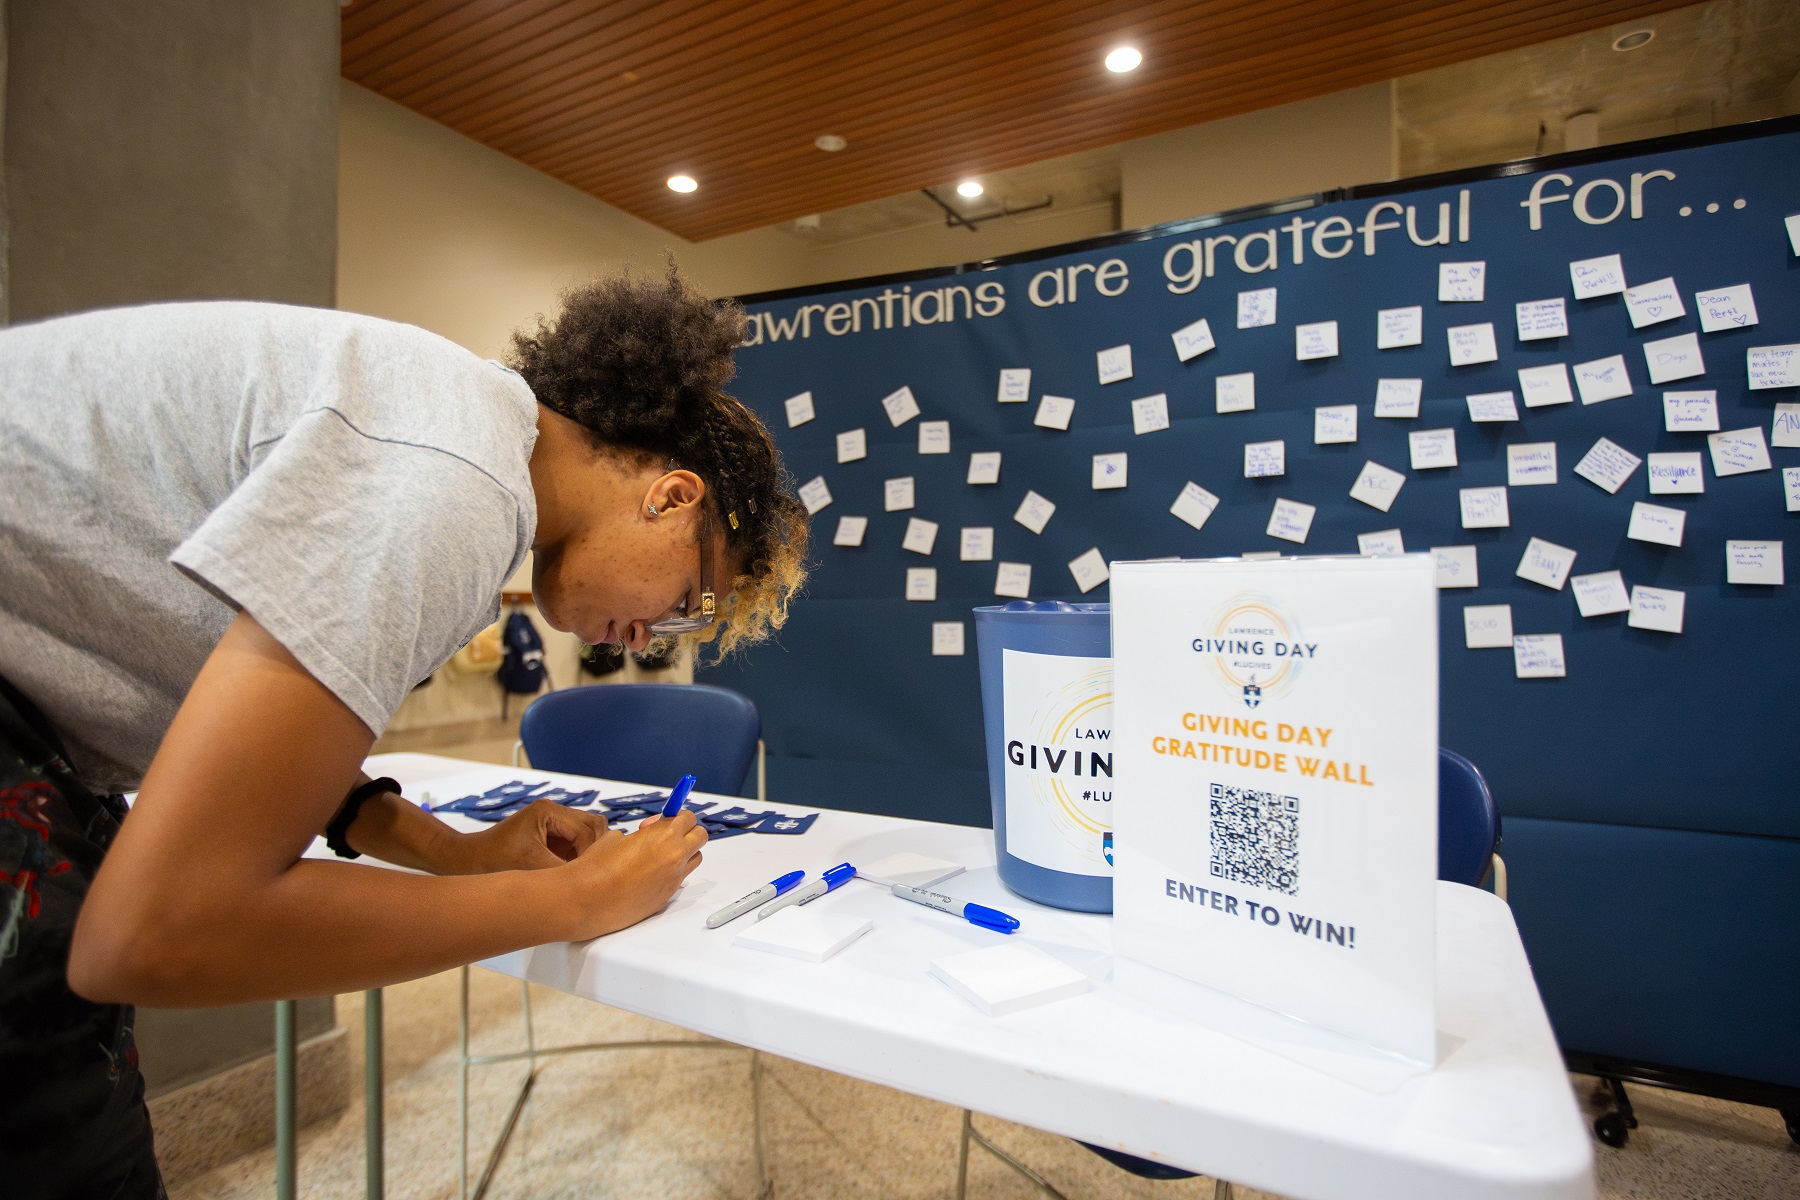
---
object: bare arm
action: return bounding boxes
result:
[68,612,705,1007]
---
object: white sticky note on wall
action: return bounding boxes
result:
[1571,571,1629,617]
[1627,502,1685,547]
[833,515,867,547]
[1518,363,1575,408]
[917,420,951,454]
[1438,261,1486,302]
[1296,321,1339,361]
[1014,490,1055,534]
[1516,537,1577,590]
[1708,427,1771,476]
[882,385,921,426]
[1646,452,1704,495]
[1695,284,1757,332]
[1409,428,1458,470]
[1131,393,1170,435]
[1097,344,1134,384]
[1643,332,1704,385]
[1515,298,1568,341]
[960,527,994,561]
[1358,528,1405,556]
[997,368,1031,403]
[884,476,916,511]
[1034,394,1075,430]
[798,476,833,515]
[1628,586,1685,634]
[837,428,867,463]
[784,391,816,427]
[967,451,1001,485]
[1726,540,1783,586]
[1573,355,1632,404]
[1377,306,1423,349]
[1068,548,1110,593]
[1459,486,1510,529]
[1466,391,1520,422]
[1374,378,1423,418]
[1314,404,1357,444]
[1092,453,1128,489]
[994,561,1031,598]
[1788,214,1800,256]
[1170,482,1220,531]
[902,517,940,555]
[1507,442,1557,486]
[932,622,966,656]
[1432,545,1479,589]
[1773,404,1800,449]
[1447,322,1498,366]
[1463,604,1513,649]
[1788,467,1800,513]
[1663,391,1719,431]
[1172,317,1216,362]
[905,567,937,601]
[1747,344,1800,391]
[1216,372,1256,413]
[1349,460,1406,511]
[1513,634,1567,679]
[1243,440,1285,478]
[1237,287,1277,328]
[1573,437,1642,494]
[1265,498,1316,545]
[1569,254,1625,298]
[1623,277,1685,329]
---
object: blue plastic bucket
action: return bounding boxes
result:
[974,601,1113,912]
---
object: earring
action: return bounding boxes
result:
[646,504,659,516]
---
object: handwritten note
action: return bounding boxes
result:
[1624,448,1701,504]
[1573,437,1642,494]
[1773,404,1800,449]
[1662,390,1719,431]
[1242,439,1286,479]
[1517,363,1575,408]
[1433,545,1479,589]
[1034,394,1075,430]
[1266,498,1317,544]
[1131,393,1171,435]
[1643,331,1705,385]
[1172,317,1216,362]
[1314,404,1358,444]
[1628,585,1685,634]
[1725,540,1783,586]
[1569,253,1626,299]
[1708,427,1771,476]
[798,476,833,515]
[1378,306,1423,349]
[994,561,1032,599]
[997,368,1032,403]
[1438,261,1486,302]
[881,385,921,426]
[1349,460,1407,511]
[1447,322,1498,366]
[932,622,966,656]
[1091,452,1128,490]
[1358,528,1405,557]
[1170,481,1220,531]
[837,428,867,463]
[1695,284,1758,332]
[784,391,816,427]
[1409,428,1458,470]
[902,517,940,555]
[1295,321,1339,361]
[1068,548,1110,593]
[1516,298,1568,341]
[1572,571,1629,617]
[1627,502,1685,547]
[1507,442,1558,486]
[966,451,1001,485]
[833,515,867,547]
[905,567,938,602]
[1460,486,1510,529]
[1516,537,1577,590]
[1573,355,1632,404]
[959,526,994,561]
[1216,372,1256,413]
[1747,344,1800,390]
[1237,287,1277,329]
[1097,344,1134,385]
[1463,604,1514,649]
[1374,377,1423,418]
[1013,490,1056,534]
[883,476,915,511]
[1513,634,1567,679]
[917,419,951,454]
[1623,277,1685,329]
[1466,391,1520,422]
[1787,467,1800,513]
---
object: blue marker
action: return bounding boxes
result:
[705,870,806,929]
[892,883,1020,934]
[755,862,856,921]
[660,774,699,819]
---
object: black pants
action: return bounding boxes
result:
[0,678,164,1199]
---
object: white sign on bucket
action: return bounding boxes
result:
[1000,650,1114,878]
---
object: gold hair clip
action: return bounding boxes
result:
[728,511,740,529]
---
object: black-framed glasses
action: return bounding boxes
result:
[646,509,715,635]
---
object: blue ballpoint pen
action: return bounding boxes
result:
[660,774,699,819]
[755,862,856,921]
[705,870,806,929]
[892,883,1020,934]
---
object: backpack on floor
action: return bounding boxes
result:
[498,610,548,695]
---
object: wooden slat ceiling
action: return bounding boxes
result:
[342,0,1696,242]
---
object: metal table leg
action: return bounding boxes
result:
[275,999,297,1200]
[365,988,384,1200]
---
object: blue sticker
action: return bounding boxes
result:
[751,812,817,836]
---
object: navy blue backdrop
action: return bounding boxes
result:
[705,119,1800,1089]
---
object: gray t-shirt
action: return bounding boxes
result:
[0,301,539,792]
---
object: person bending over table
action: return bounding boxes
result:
[0,268,808,1199]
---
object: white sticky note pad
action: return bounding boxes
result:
[1447,322,1498,366]
[1358,528,1405,556]
[1377,306,1423,349]
[1573,355,1632,404]
[1708,427,1771,476]
[1463,604,1513,649]
[1432,545,1479,589]
[1349,460,1406,512]
[1517,537,1577,590]
[884,476,915,511]
[931,622,965,656]
[1439,261,1486,302]
[1574,438,1642,494]
[1244,440,1285,478]
[882,385,921,426]
[1572,571,1629,617]
[1172,317,1216,362]
[967,451,1002,485]
[1663,391,1719,432]
[1170,482,1220,531]
[1068,548,1110,592]
[1627,502,1685,547]
[735,907,872,964]
[1131,393,1170,435]
[1374,378,1423,418]
[1034,395,1075,430]
[1646,452,1704,494]
[1747,344,1800,391]
[1726,540,1784,586]
[960,527,994,561]
[1508,442,1557,486]
[833,515,867,547]
[1460,486,1510,529]
[1409,428,1458,470]
[905,567,937,601]
[1773,404,1800,449]
[1788,467,1800,513]
[997,368,1032,403]
[1266,498,1316,544]
[1628,586,1685,634]
[1314,404,1357,444]
[1014,491,1055,534]
[1515,298,1568,341]
[1296,321,1339,361]
[1237,287,1277,329]
[1695,284,1757,332]
[857,853,965,890]
[1097,344,1134,385]
[784,391,816,427]
[1644,332,1704,385]
[1623,277,1685,329]
[994,561,1031,598]
[837,428,867,463]
[1216,372,1256,413]
[902,517,939,555]
[798,476,833,515]
[1092,453,1128,489]
[1789,214,1800,256]
[1569,254,1626,299]
[1514,634,1567,679]
[1467,391,1520,422]
[918,420,951,454]
[1518,363,1575,409]
[929,942,1090,1018]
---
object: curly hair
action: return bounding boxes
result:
[511,265,809,658]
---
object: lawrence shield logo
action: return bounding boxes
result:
[1191,593,1316,710]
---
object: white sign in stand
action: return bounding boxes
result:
[1110,555,1439,1066]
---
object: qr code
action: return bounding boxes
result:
[1209,783,1299,895]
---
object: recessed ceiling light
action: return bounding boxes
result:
[1611,29,1653,51]
[1105,46,1142,74]
[667,174,698,193]
[814,134,847,152]
[956,180,984,199]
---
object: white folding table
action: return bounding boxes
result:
[351,751,1592,1200]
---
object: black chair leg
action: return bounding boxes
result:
[1593,1075,1638,1148]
